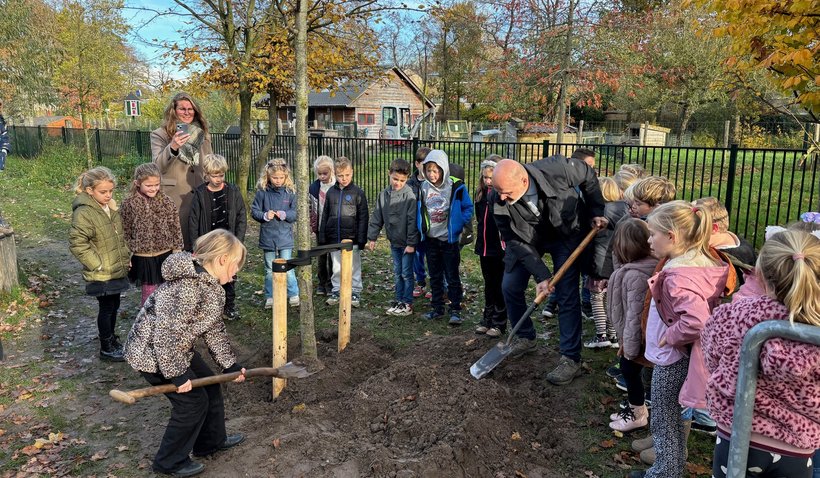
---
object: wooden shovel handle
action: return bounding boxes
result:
[532,227,600,306]
[110,367,295,405]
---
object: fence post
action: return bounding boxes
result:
[135,130,143,157]
[37,125,43,145]
[724,143,739,216]
[412,137,419,155]
[542,139,550,158]
[95,128,103,164]
[61,127,68,145]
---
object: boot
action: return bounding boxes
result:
[111,334,124,352]
[631,434,654,453]
[639,420,690,465]
[100,336,125,362]
[610,404,648,432]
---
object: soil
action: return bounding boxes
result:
[2,236,590,478]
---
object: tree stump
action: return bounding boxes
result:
[0,216,19,292]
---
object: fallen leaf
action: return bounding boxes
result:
[100,425,113,431]
[91,450,108,461]
[272,438,281,449]
[612,430,624,438]
[511,431,521,441]
[291,403,306,414]
[116,445,128,452]
[686,462,711,474]
[599,439,615,449]
[530,442,541,450]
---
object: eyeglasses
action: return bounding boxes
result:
[176,107,195,113]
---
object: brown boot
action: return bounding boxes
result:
[638,421,691,465]
[631,434,653,453]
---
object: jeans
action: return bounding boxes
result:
[425,238,462,312]
[814,449,820,478]
[413,239,427,286]
[681,407,716,427]
[330,247,362,294]
[264,249,299,299]
[391,246,414,304]
[502,233,583,361]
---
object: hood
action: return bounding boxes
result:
[160,252,203,282]
[422,150,449,188]
[72,192,118,212]
[620,256,658,275]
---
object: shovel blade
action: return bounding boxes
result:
[276,362,313,379]
[470,342,513,379]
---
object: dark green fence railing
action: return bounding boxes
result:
[9,125,818,248]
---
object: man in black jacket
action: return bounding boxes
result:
[493,156,607,386]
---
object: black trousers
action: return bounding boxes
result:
[142,351,227,473]
[479,255,507,330]
[620,356,645,405]
[222,281,236,311]
[96,294,121,339]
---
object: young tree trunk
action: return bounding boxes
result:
[677,103,692,146]
[237,84,253,207]
[80,102,92,168]
[555,0,576,145]
[294,0,320,366]
[255,87,279,167]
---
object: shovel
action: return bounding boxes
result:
[470,227,599,379]
[110,362,312,405]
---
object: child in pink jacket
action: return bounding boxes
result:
[626,201,731,478]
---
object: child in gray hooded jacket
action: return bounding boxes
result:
[367,159,420,316]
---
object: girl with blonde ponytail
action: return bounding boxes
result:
[702,230,820,478]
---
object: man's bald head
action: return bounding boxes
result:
[492,159,529,203]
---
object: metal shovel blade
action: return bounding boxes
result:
[277,362,313,379]
[470,342,513,379]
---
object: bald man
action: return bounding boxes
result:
[492,156,607,385]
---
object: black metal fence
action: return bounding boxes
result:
[9,125,818,248]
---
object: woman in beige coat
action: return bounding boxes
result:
[151,92,212,250]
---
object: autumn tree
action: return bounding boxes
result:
[690,0,819,116]
[0,0,60,116]
[54,0,132,165]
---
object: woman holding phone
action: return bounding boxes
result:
[151,92,212,250]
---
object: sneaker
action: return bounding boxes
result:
[508,336,537,358]
[691,421,718,436]
[289,296,300,307]
[316,286,327,296]
[393,303,413,316]
[424,309,444,320]
[609,404,648,432]
[326,293,340,306]
[545,355,583,385]
[605,362,622,378]
[386,301,400,315]
[351,294,360,307]
[583,334,612,349]
[615,375,628,392]
[581,301,593,319]
[413,285,425,298]
[448,311,463,325]
[620,397,652,411]
[264,298,273,309]
[485,327,503,337]
[541,302,558,318]
[608,336,620,349]
[475,325,489,334]
[424,291,432,299]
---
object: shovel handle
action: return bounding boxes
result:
[505,227,600,342]
[110,366,297,405]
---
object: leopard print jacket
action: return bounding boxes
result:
[120,191,184,254]
[123,252,236,384]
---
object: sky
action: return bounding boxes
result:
[122,0,188,74]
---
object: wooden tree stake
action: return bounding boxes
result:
[272,258,288,398]
[338,240,353,352]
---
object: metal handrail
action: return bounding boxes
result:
[727,320,820,477]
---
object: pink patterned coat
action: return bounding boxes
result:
[702,296,820,450]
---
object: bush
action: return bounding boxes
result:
[27,144,88,190]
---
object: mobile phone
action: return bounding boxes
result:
[176,123,189,135]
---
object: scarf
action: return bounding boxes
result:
[178,121,205,166]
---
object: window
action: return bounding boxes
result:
[357,113,375,125]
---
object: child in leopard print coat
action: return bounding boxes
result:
[123,229,247,476]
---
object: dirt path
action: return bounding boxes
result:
[2,236,597,478]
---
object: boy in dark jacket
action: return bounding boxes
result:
[189,154,247,319]
[367,159,419,316]
[319,157,369,307]
[417,150,473,325]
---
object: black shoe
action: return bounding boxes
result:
[224,308,240,321]
[111,334,124,352]
[159,460,205,477]
[99,336,125,362]
[193,434,245,457]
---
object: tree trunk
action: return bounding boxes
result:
[80,102,92,168]
[0,217,19,292]
[294,0,320,367]
[237,83,253,208]
[555,0,576,145]
[677,103,691,146]
[255,87,279,167]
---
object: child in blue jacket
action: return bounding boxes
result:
[417,149,473,325]
[251,159,299,308]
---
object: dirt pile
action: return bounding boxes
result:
[208,330,583,478]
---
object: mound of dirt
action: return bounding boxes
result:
[202,330,586,478]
